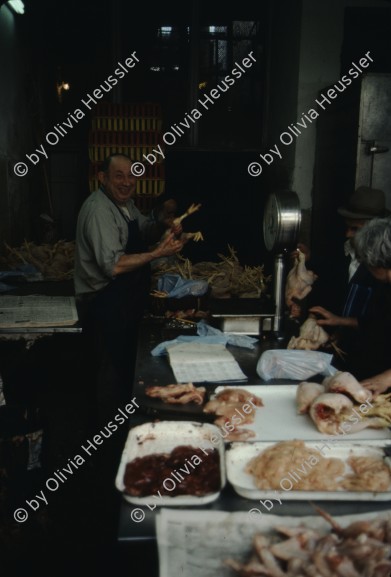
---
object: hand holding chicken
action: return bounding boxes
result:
[288,317,329,350]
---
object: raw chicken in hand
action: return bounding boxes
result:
[285,249,317,307]
[172,203,204,243]
[288,317,329,350]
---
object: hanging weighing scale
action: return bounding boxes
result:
[263,191,302,335]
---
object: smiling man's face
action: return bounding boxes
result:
[99,156,136,205]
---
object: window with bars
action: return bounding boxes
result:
[146,18,264,148]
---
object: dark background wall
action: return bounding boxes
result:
[0,6,35,244]
[1,0,391,272]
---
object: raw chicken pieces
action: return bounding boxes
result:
[308,388,382,435]
[323,371,372,403]
[226,512,391,577]
[309,392,355,434]
[297,373,391,435]
[296,381,325,414]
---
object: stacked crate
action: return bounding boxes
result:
[88,102,165,212]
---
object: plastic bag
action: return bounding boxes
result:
[196,320,258,350]
[157,274,208,298]
[0,264,43,287]
[256,349,336,381]
[151,335,227,356]
[151,321,258,356]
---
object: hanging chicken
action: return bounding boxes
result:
[285,248,317,309]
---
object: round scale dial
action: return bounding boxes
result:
[263,191,301,252]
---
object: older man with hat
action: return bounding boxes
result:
[336,186,389,291]
[309,185,389,377]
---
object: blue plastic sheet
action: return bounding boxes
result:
[151,334,227,356]
[151,320,258,356]
[0,264,43,292]
[157,274,208,298]
[196,320,258,349]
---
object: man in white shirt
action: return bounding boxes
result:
[75,153,183,423]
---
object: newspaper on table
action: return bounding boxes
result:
[166,341,247,383]
[0,295,78,328]
[156,508,391,577]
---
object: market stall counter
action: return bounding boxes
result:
[0,281,81,409]
[0,280,81,337]
[132,317,282,418]
[117,318,391,543]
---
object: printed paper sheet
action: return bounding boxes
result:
[0,295,78,327]
[166,342,247,383]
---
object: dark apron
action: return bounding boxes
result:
[91,214,151,323]
[82,204,151,385]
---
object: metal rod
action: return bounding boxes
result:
[273,253,285,336]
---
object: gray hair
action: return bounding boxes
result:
[354,217,391,268]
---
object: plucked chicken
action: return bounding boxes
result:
[309,392,384,435]
[297,379,391,434]
[288,317,329,350]
[323,371,372,404]
[296,382,325,414]
[172,203,204,242]
[285,249,317,307]
[145,383,206,405]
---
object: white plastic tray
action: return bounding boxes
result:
[115,421,226,506]
[226,440,391,500]
[214,384,391,441]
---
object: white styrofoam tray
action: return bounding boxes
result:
[226,439,391,501]
[115,421,226,506]
[214,384,391,442]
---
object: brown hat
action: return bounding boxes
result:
[337,186,388,219]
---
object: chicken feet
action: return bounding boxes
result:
[173,203,202,226]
